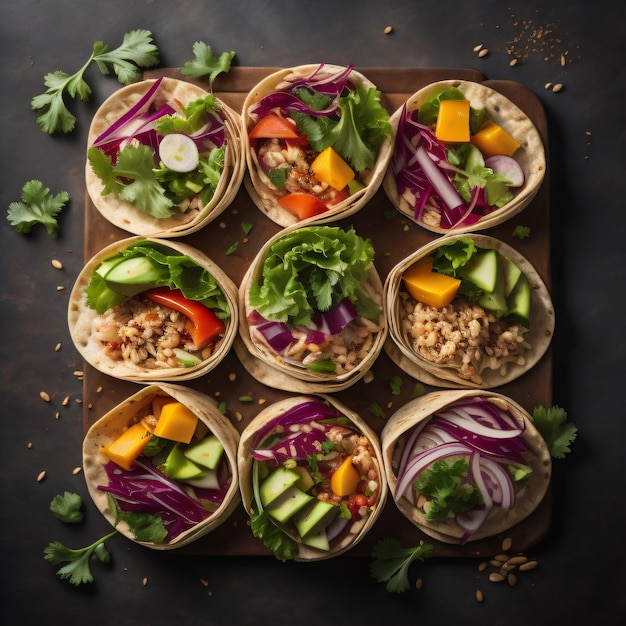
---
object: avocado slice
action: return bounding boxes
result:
[506,273,531,328]
[459,248,499,292]
[264,486,314,523]
[103,256,166,297]
[161,443,206,481]
[184,434,224,470]
[259,466,301,508]
[293,499,339,538]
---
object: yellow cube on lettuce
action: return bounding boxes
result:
[402,256,461,308]
[470,120,520,157]
[102,420,154,470]
[435,99,471,143]
[311,147,355,190]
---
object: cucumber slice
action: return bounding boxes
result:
[501,255,523,297]
[478,287,508,317]
[259,466,301,508]
[459,248,499,292]
[506,273,531,328]
[264,486,313,523]
[184,434,224,470]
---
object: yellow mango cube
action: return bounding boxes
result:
[153,402,199,443]
[435,99,471,143]
[102,421,154,470]
[330,455,361,496]
[470,120,520,157]
[311,146,355,190]
[402,256,462,308]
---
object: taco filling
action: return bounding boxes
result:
[246,225,383,376]
[398,237,532,384]
[246,64,391,220]
[247,398,383,558]
[83,240,230,371]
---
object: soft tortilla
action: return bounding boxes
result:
[384,233,554,388]
[237,224,387,392]
[67,236,239,382]
[382,79,546,234]
[242,64,393,227]
[380,389,552,543]
[85,77,245,237]
[82,383,241,550]
[238,394,388,560]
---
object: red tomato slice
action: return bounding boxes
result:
[278,193,329,220]
[249,114,299,140]
[143,287,226,349]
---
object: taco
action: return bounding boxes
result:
[242,63,392,226]
[381,389,552,544]
[82,383,241,550]
[238,394,387,560]
[384,233,554,388]
[383,79,546,234]
[68,236,238,382]
[237,224,386,392]
[85,77,245,237]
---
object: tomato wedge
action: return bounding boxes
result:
[249,114,299,140]
[143,287,226,349]
[278,192,329,220]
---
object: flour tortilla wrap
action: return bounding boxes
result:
[381,389,551,543]
[242,64,393,227]
[237,224,387,392]
[86,77,245,237]
[238,394,388,560]
[384,233,554,388]
[82,383,241,550]
[68,236,238,382]
[383,79,546,234]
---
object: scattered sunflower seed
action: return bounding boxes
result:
[40,391,50,402]
[473,43,484,52]
[384,25,393,34]
[72,467,82,475]
[552,83,564,93]
[478,48,489,58]
[37,470,47,482]
[51,259,63,269]
[476,589,484,602]
[54,342,62,351]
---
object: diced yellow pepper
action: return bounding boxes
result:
[151,395,176,419]
[102,420,154,470]
[470,120,520,157]
[330,455,361,497]
[435,99,471,143]
[311,146,355,191]
[402,256,462,308]
[152,402,198,444]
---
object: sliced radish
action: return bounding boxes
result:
[485,155,524,187]
[159,133,200,172]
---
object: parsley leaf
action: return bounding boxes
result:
[44,531,117,585]
[513,224,531,239]
[32,30,159,134]
[370,537,433,593]
[531,405,577,459]
[248,511,298,562]
[368,402,387,420]
[181,42,235,89]
[6,180,69,236]
[389,375,403,395]
[49,492,84,523]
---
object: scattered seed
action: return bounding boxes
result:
[55,412,60,420]
[72,467,82,475]
[494,554,509,562]
[219,222,227,229]
[142,577,148,586]
[509,58,518,67]
[384,25,393,34]
[234,411,243,422]
[501,537,512,552]
[242,237,249,244]
[258,398,266,405]
[415,577,423,590]
[62,395,70,406]
[96,386,103,393]
[552,83,564,93]
[51,259,63,269]
[519,560,539,572]
[473,44,484,52]
[478,561,488,572]
[56,285,65,291]
[54,342,62,352]
[27,442,33,449]
[37,470,47,482]
[478,48,489,58]
[476,589,484,602]
[200,578,209,587]
[40,391,50,402]
[489,572,505,583]
[585,130,592,136]
[363,370,374,384]
[228,372,237,382]
[507,555,528,566]
[508,573,518,586]
[544,82,552,89]
[73,370,84,377]
[489,559,503,567]
[560,53,566,67]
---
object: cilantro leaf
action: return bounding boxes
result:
[32,30,159,134]
[531,405,577,459]
[181,42,235,89]
[248,511,298,562]
[7,180,69,236]
[370,537,433,593]
[413,459,483,522]
[44,531,117,585]
[49,492,84,523]
[513,224,531,239]
[389,375,403,395]
[368,402,387,420]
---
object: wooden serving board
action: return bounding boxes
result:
[82,67,552,558]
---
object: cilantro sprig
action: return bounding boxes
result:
[50,492,84,523]
[181,42,235,89]
[531,405,577,459]
[370,536,433,593]
[6,180,69,236]
[31,29,160,134]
